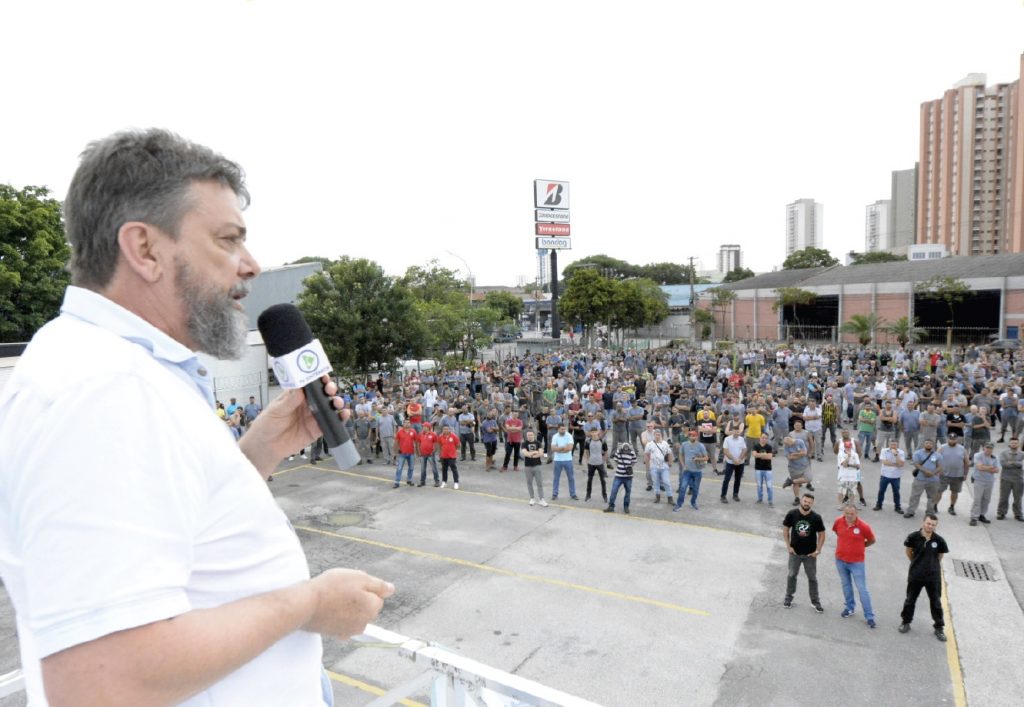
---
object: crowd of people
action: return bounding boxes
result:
[291,343,1023,528]
[271,340,1020,633]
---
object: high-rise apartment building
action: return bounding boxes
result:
[865,200,892,252]
[785,199,824,256]
[918,54,1024,255]
[889,166,918,254]
[717,244,742,274]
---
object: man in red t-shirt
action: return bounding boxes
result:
[832,504,877,627]
[394,419,418,488]
[416,422,440,487]
[406,399,424,433]
[501,413,524,471]
[438,425,460,489]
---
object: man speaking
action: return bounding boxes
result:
[0,129,393,705]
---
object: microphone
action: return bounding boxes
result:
[257,303,360,469]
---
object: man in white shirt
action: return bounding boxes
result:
[0,130,392,706]
[876,438,906,513]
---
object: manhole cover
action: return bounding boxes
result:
[324,512,366,528]
[952,559,998,581]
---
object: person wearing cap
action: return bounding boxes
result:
[904,439,941,518]
[969,441,1001,526]
[936,433,969,515]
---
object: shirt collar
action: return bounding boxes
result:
[61,286,215,406]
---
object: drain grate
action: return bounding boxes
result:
[952,559,999,582]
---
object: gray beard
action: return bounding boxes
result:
[175,259,249,360]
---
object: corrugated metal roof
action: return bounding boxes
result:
[715,266,836,291]
[717,254,1024,291]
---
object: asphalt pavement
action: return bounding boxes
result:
[1,433,1022,706]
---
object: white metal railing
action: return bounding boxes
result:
[0,626,599,706]
[353,624,601,707]
[0,669,24,698]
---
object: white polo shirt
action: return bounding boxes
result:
[0,287,324,706]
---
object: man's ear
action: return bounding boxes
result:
[117,221,169,284]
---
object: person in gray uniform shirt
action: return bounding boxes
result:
[970,442,1000,526]
[936,434,969,516]
[997,437,1024,521]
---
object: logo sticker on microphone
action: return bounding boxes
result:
[270,338,333,389]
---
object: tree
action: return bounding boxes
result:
[772,287,817,333]
[558,269,617,345]
[563,254,636,281]
[782,247,839,270]
[608,278,669,342]
[297,257,424,373]
[0,185,71,342]
[483,291,523,321]
[722,267,756,283]
[914,275,970,350]
[637,262,691,285]
[708,288,737,340]
[883,316,927,348]
[849,251,907,265]
[692,307,715,341]
[400,260,467,305]
[840,313,885,346]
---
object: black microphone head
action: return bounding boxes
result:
[258,303,314,357]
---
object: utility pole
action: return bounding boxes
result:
[688,256,697,344]
[550,250,560,339]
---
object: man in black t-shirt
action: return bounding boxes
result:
[899,513,949,641]
[752,433,775,506]
[782,493,826,611]
[521,430,547,507]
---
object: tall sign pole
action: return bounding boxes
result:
[550,250,560,338]
[534,180,570,340]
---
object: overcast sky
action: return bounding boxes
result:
[4,0,1024,287]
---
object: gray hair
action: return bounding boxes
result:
[64,128,249,289]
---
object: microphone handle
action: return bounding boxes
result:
[303,380,361,469]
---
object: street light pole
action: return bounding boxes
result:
[445,250,474,305]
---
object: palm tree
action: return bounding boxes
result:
[840,313,885,346]
[882,316,927,348]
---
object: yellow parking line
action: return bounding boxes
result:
[326,669,427,707]
[296,525,710,617]
[940,570,967,707]
[303,465,766,540]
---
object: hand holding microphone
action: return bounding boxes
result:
[251,304,360,470]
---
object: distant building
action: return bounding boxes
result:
[918,55,1024,256]
[907,244,948,261]
[865,200,892,253]
[890,166,918,254]
[785,199,824,257]
[717,244,742,274]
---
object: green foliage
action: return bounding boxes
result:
[849,251,907,265]
[692,307,715,341]
[400,260,467,305]
[914,275,970,326]
[562,254,706,285]
[782,247,839,270]
[883,316,927,347]
[558,270,668,344]
[558,269,617,338]
[483,291,524,321]
[840,313,885,346]
[771,287,817,312]
[0,185,71,342]
[722,267,756,283]
[297,257,424,373]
